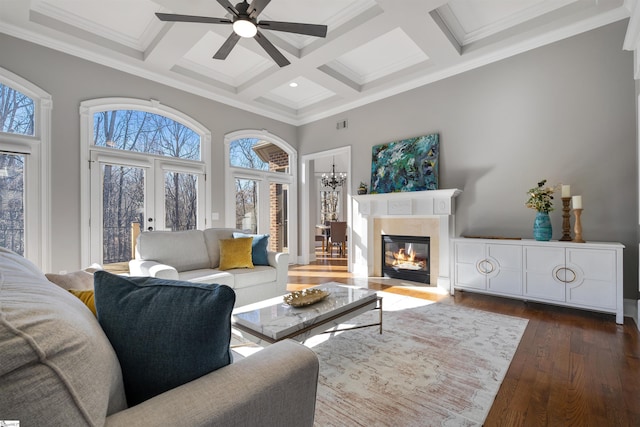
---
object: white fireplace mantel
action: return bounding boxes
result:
[351,189,462,293]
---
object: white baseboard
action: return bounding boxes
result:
[436,277,451,295]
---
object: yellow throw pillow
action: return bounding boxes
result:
[218,237,254,271]
[69,289,97,316]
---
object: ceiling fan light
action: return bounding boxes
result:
[233,19,257,38]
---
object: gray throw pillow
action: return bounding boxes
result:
[93,271,235,406]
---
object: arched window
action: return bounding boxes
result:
[0,68,51,270]
[225,130,296,258]
[80,98,211,266]
[93,110,200,160]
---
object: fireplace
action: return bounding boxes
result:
[381,235,430,284]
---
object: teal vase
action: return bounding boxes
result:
[533,212,552,241]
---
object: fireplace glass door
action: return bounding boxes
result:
[382,235,430,284]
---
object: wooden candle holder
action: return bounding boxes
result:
[560,197,572,241]
[573,208,585,243]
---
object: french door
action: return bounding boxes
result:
[89,151,205,264]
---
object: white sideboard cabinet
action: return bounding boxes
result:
[452,238,624,323]
[454,240,523,296]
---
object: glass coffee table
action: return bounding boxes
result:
[232,282,382,345]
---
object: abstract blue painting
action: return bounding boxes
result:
[370,133,439,194]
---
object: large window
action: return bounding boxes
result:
[225,131,296,258]
[81,98,211,266]
[0,69,51,270]
[0,153,24,254]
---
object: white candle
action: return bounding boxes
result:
[561,185,571,198]
[572,195,582,209]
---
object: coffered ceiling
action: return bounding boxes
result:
[0,0,631,125]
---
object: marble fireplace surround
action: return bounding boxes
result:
[351,189,462,293]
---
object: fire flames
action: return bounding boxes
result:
[389,246,425,271]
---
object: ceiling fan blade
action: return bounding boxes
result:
[247,0,271,19]
[213,32,241,60]
[258,21,327,38]
[155,13,231,25]
[254,31,290,67]
[216,0,239,17]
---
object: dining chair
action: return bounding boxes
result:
[328,221,347,257]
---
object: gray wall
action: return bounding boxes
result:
[1,20,637,300]
[0,34,297,273]
[298,20,639,299]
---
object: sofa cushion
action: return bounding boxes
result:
[136,230,210,272]
[218,237,254,271]
[0,248,127,425]
[232,265,278,289]
[203,228,238,268]
[177,268,235,287]
[232,232,270,265]
[93,271,236,406]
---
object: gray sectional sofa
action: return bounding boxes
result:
[0,247,319,426]
[129,228,289,307]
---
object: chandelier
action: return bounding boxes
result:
[321,159,347,190]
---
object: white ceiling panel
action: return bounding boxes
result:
[179,31,273,87]
[327,27,429,86]
[33,0,161,50]
[258,0,377,48]
[264,76,336,110]
[0,0,630,124]
[436,0,578,46]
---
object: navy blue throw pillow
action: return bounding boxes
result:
[93,271,235,406]
[232,232,270,265]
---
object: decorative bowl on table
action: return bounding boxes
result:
[283,288,329,307]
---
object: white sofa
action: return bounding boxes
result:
[129,228,289,307]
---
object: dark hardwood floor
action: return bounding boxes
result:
[290,250,640,426]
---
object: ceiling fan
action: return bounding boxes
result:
[156,0,328,67]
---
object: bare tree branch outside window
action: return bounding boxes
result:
[229,138,269,170]
[0,84,34,135]
[0,154,24,254]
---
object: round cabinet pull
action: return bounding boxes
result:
[564,268,576,283]
[477,259,495,275]
[484,261,495,274]
[555,267,577,283]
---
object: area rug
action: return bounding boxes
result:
[307,291,528,427]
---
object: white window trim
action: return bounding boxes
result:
[0,67,51,271]
[224,129,297,260]
[79,97,211,267]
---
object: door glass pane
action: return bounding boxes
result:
[235,178,257,233]
[102,164,144,264]
[320,190,340,222]
[0,154,24,254]
[270,182,288,253]
[165,171,198,231]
